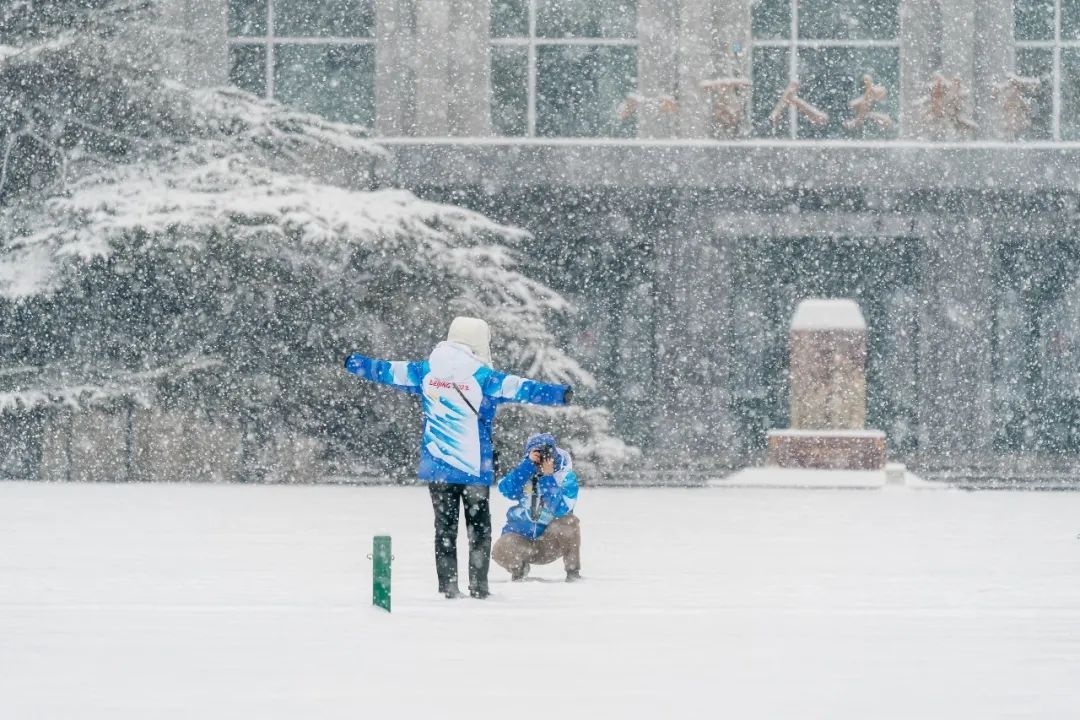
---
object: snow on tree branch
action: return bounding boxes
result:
[0,355,220,415]
[0,0,631,478]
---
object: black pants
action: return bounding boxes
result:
[429,483,491,594]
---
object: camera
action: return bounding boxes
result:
[535,444,555,462]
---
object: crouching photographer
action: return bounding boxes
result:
[491,433,581,582]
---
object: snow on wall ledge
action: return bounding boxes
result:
[791,299,866,331]
[709,466,941,490]
[377,139,1080,193]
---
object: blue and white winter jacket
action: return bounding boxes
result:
[344,341,571,485]
[498,437,578,540]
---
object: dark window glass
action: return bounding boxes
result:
[491,46,528,135]
[274,44,376,126]
[491,0,528,37]
[798,0,898,40]
[1064,0,1080,40]
[752,0,790,39]
[1016,48,1054,140]
[536,45,637,136]
[752,47,791,136]
[1014,0,1055,41]
[796,47,899,138]
[229,44,267,96]
[228,0,267,36]
[1062,49,1080,140]
[274,0,375,37]
[536,0,636,38]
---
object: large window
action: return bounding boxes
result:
[490,0,638,137]
[751,0,900,138]
[227,0,376,127]
[1015,0,1080,141]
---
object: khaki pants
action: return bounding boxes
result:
[491,514,581,574]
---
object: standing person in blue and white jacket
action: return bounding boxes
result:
[492,433,581,582]
[344,317,572,599]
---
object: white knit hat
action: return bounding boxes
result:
[446,316,492,365]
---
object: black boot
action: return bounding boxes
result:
[442,584,464,599]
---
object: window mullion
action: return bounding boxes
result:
[1054,0,1062,140]
[266,0,275,100]
[789,0,798,138]
[265,37,376,45]
[527,0,537,137]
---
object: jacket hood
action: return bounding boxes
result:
[523,433,571,472]
[524,433,558,455]
[428,341,484,381]
[446,316,492,366]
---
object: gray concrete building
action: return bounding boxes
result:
[168,0,1080,478]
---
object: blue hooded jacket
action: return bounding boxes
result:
[498,433,579,540]
[344,343,571,485]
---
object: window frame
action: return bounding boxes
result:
[490,0,639,137]
[227,0,376,102]
[751,0,901,139]
[1015,0,1080,141]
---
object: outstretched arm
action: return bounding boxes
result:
[479,368,572,406]
[344,353,426,394]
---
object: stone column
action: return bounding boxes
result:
[973,0,1014,138]
[671,0,751,139]
[939,0,976,86]
[727,238,772,464]
[414,0,453,135]
[156,0,228,88]
[409,0,491,137]
[711,0,752,138]
[651,190,737,460]
[900,0,1014,140]
[376,0,416,136]
[900,0,941,139]
[917,212,997,458]
[636,0,680,138]
[448,0,492,136]
[675,0,718,138]
[713,2,751,58]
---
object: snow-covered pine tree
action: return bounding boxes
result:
[0,0,634,482]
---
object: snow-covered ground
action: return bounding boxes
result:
[2,481,1079,719]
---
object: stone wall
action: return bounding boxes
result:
[36,407,330,484]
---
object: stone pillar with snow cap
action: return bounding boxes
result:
[790,299,867,430]
[766,299,887,471]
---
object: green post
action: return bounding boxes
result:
[372,535,392,612]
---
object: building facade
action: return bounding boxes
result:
[164,0,1080,144]
[165,0,1080,476]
